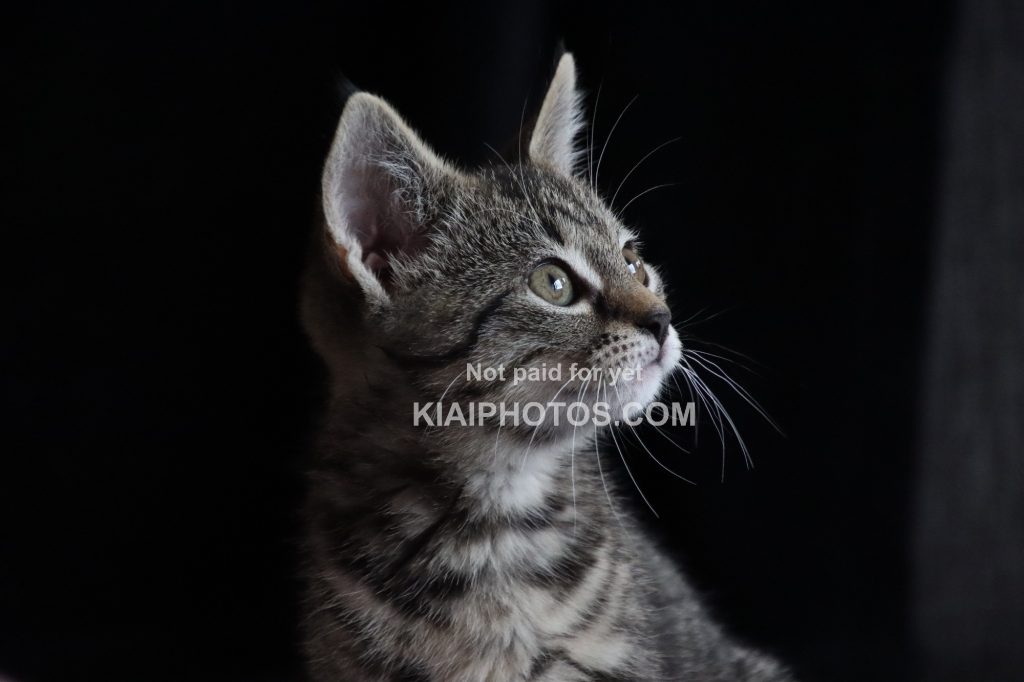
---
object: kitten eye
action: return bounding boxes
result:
[528,263,575,306]
[623,246,647,285]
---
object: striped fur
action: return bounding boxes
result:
[300,54,792,681]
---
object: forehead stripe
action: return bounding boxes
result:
[546,200,600,228]
[539,219,564,245]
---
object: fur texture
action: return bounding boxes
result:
[300,54,792,681]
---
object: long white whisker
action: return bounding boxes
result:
[684,351,782,435]
[517,95,529,165]
[684,337,766,371]
[678,361,729,479]
[570,377,590,536]
[679,363,725,449]
[424,367,469,439]
[611,382,694,485]
[609,136,682,208]
[481,143,545,241]
[603,381,659,517]
[685,347,758,375]
[619,182,677,215]
[588,82,603,190]
[492,418,503,464]
[669,368,698,447]
[674,307,709,328]
[593,377,626,531]
[520,375,576,472]
[648,419,694,455]
[436,369,464,404]
[672,306,733,331]
[595,95,637,190]
[683,359,753,471]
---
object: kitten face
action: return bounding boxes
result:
[315,54,679,442]
[383,167,680,429]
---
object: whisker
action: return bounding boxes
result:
[678,362,729,479]
[517,94,529,164]
[647,415,694,456]
[683,337,768,371]
[570,377,591,536]
[436,367,465,403]
[593,378,627,532]
[609,136,682,208]
[492,417,503,463]
[520,375,576,472]
[619,182,678,215]
[603,381,660,517]
[611,382,694,485]
[674,307,709,328]
[424,367,470,439]
[481,143,545,239]
[667,368,701,450]
[595,94,638,191]
[682,359,753,471]
[672,306,734,331]
[685,351,782,435]
[588,82,603,190]
[684,346,759,375]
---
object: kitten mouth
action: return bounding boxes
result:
[646,331,682,375]
[647,342,669,369]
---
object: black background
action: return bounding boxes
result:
[5,1,958,680]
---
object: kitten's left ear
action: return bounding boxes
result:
[529,53,584,175]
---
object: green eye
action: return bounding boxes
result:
[623,245,647,285]
[528,263,575,306]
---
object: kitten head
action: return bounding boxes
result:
[303,54,681,442]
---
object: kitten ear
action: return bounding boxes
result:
[321,92,453,303]
[528,53,584,175]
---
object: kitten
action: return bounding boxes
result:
[300,53,792,681]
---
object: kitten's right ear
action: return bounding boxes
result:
[321,92,455,304]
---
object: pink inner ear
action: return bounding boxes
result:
[363,251,388,273]
[357,213,422,277]
[358,217,396,275]
[342,170,426,280]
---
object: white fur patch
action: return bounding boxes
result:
[465,442,562,514]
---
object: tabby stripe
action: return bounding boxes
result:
[528,649,557,678]
[381,544,472,621]
[385,490,462,572]
[328,547,466,625]
[564,659,638,682]
[495,171,565,245]
[322,496,473,623]
[546,201,598,233]
[459,491,568,539]
[312,598,397,679]
[393,663,433,682]
[380,289,511,366]
[591,292,611,319]
[539,219,565,245]
[524,536,602,590]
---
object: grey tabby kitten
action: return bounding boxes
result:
[300,54,792,681]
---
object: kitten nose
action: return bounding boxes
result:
[638,308,671,345]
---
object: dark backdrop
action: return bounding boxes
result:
[6,1,1022,681]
